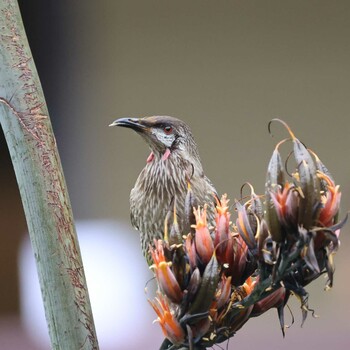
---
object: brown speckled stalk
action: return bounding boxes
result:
[0,1,99,349]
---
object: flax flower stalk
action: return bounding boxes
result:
[148,119,346,350]
[0,2,98,349]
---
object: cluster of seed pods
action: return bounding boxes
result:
[148,120,346,349]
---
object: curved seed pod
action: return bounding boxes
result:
[184,182,197,235]
[265,145,285,242]
[216,275,232,309]
[188,254,220,316]
[309,149,334,192]
[295,156,320,229]
[271,119,320,229]
[258,219,269,260]
[171,246,187,290]
[191,318,211,343]
[251,287,286,317]
[241,183,264,220]
[186,267,201,303]
[236,201,258,251]
[251,194,264,220]
[169,204,182,245]
[185,233,197,271]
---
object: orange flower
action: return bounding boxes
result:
[150,240,183,303]
[192,205,214,264]
[214,194,231,261]
[242,276,255,295]
[270,182,299,229]
[149,293,185,345]
[317,172,341,227]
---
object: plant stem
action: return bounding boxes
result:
[0,1,99,349]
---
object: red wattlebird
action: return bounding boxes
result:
[110,116,218,263]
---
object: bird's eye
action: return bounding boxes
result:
[163,126,173,134]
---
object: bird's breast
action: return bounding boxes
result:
[129,156,217,257]
[130,157,189,230]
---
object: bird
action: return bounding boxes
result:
[109,116,218,263]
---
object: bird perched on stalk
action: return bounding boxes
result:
[110,116,218,263]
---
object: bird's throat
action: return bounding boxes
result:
[161,148,171,161]
[146,148,171,163]
[146,152,155,163]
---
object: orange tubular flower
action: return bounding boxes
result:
[214,194,231,261]
[192,205,214,264]
[149,293,185,345]
[317,172,341,227]
[150,240,183,303]
[270,182,299,229]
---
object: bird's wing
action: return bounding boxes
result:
[205,175,220,205]
[130,187,140,231]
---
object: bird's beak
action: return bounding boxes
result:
[109,117,147,132]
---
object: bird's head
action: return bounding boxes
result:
[110,116,201,162]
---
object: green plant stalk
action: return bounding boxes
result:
[0,1,99,349]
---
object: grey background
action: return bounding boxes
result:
[0,1,349,349]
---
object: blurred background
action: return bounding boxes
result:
[1,0,350,349]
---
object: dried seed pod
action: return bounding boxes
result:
[186,267,201,303]
[258,219,269,260]
[171,246,187,290]
[184,182,197,235]
[236,201,258,251]
[185,233,197,271]
[251,286,286,317]
[295,156,320,229]
[265,145,285,242]
[309,150,334,192]
[169,205,182,245]
[190,317,211,343]
[188,254,220,316]
[241,182,264,219]
[216,275,232,309]
[273,119,320,229]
